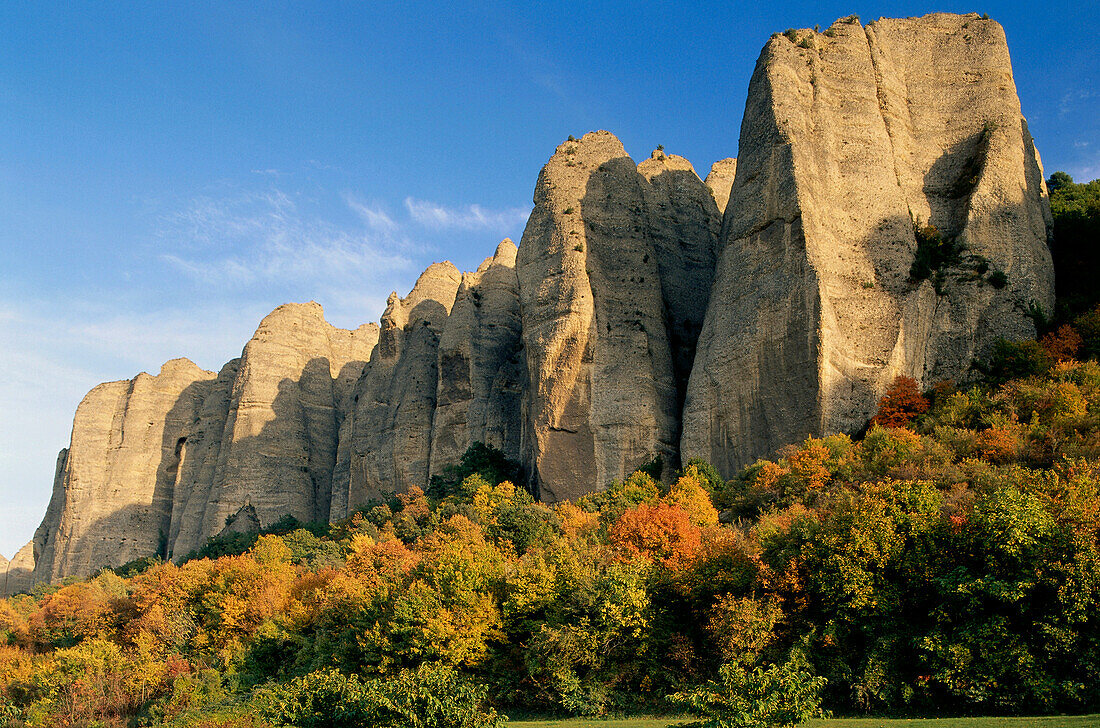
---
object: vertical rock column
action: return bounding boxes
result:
[429,240,525,476]
[516,132,720,501]
[682,13,1054,477]
[194,302,377,545]
[336,263,462,514]
[33,359,215,582]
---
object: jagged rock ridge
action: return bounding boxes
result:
[5,12,1055,594]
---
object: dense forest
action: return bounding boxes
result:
[2,175,1100,728]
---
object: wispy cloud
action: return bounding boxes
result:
[404,197,530,232]
[158,188,415,288]
[1059,89,1096,117]
[345,195,399,233]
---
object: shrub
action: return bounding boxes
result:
[1040,324,1083,362]
[909,221,963,290]
[260,664,500,728]
[871,375,930,428]
[976,338,1053,383]
[667,652,827,728]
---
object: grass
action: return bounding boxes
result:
[508,717,1100,728]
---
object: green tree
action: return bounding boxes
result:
[667,652,826,728]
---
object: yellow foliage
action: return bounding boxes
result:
[251,534,293,566]
[666,472,719,526]
[555,501,599,539]
[472,479,517,524]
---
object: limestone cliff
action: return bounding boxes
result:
[704,158,737,214]
[428,240,525,479]
[14,12,1056,588]
[0,542,35,597]
[334,263,463,515]
[30,304,377,581]
[516,133,720,501]
[168,302,377,558]
[33,359,217,582]
[682,13,1054,476]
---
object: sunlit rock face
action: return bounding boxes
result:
[21,12,1054,587]
[682,13,1054,477]
[515,132,721,502]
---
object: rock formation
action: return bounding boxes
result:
[10,12,1056,588]
[682,13,1054,476]
[704,158,737,214]
[0,542,35,597]
[167,302,378,558]
[428,240,525,479]
[334,263,463,515]
[516,135,720,501]
[33,359,217,583]
[30,304,377,581]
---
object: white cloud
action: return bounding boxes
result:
[345,195,398,233]
[404,197,530,232]
[159,188,416,288]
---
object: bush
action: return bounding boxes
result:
[871,375,930,428]
[428,442,523,499]
[976,338,1053,384]
[260,664,501,728]
[667,652,826,728]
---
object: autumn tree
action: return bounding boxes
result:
[610,502,702,569]
[871,375,930,428]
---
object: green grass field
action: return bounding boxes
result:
[508,716,1100,728]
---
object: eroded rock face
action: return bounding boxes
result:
[33,359,216,582]
[516,133,721,502]
[29,303,378,581]
[335,263,463,515]
[18,12,1056,587]
[704,158,737,214]
[0,542,35,597]
[682,13,1054,476]
[429,240,525,478]
[185,302,377,552]
[166,302,378,558]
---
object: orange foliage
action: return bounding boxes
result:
[556,501,599,539]
[976,427,1020,464]
[609,502,702,569]
[784,440,833,491]
[1041,324,1083,362]
[345,535,420,586]
[753,460,786,493]
[871,375,930,428]
[29,582,118,648]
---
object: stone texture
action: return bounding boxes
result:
[429,240,525,477]
[33,359,216,582]
[190,302,377,548]
[516,133,720,502]
[682,13,1054,477]
[704,158,737,214]
[0,542,35,597]
[335,263,463,515]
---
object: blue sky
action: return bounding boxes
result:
[1,1,1098,558]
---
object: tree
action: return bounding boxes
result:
[610,503,702,569]
[871,375,929,428]
[667,652,826,728]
